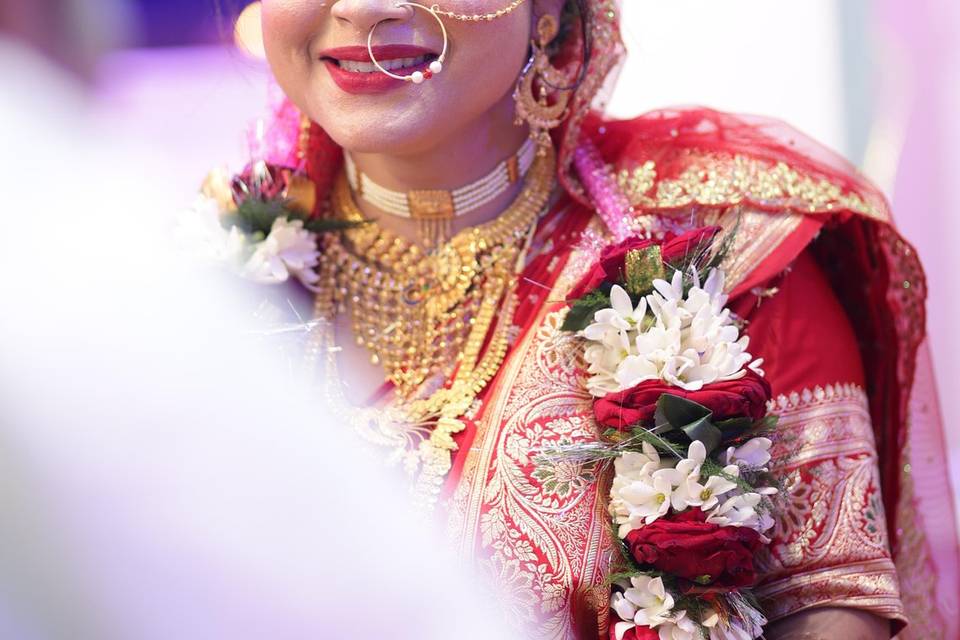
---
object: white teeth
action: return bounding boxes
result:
[338,54,430,73]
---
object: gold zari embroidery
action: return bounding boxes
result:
[617,153,889,222]
[757,383,906,625]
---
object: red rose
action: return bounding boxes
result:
[660,226,722,265]
[609,624,658,640]
[233,162,292,203]
[567,236,655,300]
[624,510,762,589]
[594,369,771,431]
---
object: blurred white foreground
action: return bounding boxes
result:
[0,37,515,640]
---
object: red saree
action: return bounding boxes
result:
[436,108,959,639]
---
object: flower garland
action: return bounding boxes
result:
[545,227,780,640]
[176,161,357,287]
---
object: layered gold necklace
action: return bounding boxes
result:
[323,144,556,397]
[305,144,557,508]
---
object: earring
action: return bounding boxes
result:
[514,14,572,153]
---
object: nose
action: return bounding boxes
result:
[330,0,413,33]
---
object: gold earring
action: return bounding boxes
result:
[513,14,572,154]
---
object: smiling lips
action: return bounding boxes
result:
[320,45,439,94]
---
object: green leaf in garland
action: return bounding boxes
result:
[653,394,723,456]
[713,416,755,440]
[225,197,368,236]
[561,287,612,332]
[226,198,290,236]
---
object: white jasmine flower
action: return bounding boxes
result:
[609,446,677,536]
[175,195,247,265]
[615,353,661,389]
[591,285,649,332]
[614,443,662,477]
[243,217,320,285]
[721,437,773,470]
[579,264,761,394]
[584,331,632,396]
[657,611,699,640]
[706,492,775,534]
[653,440,706,511]
[619,471,676,529]
[682,466,740,511]
[623,575,675,627]
[609,446,664,535]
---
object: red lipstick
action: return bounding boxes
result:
[319,45,439,94]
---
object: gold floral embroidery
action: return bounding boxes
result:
[449,244,617,639]
[616,152,889,222]
[757,383,906,624]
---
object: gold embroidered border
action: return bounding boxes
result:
[757,382,906,626]
[757,560,906,622]
[617,152,890,222]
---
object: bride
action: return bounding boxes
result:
[195,0,958,638]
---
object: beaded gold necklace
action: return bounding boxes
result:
[305,145,556,508]
[324,145,556,396]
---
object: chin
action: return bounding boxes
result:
[316,106,456,156]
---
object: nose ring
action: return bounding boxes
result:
[367,3,448,84]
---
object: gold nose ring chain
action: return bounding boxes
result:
[367,0,530,83]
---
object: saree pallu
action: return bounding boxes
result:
[442,109,959,639]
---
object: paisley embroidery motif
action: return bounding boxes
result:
[756,383,906,623]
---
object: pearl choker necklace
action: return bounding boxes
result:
[344,138,537,247]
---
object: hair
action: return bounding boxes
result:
[550,0,593,91]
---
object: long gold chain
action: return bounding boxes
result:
[305,145,557,509]
[326,146,555,397]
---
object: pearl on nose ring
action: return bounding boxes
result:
[367,2,448,84]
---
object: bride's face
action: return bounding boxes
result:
[262,1,548,155]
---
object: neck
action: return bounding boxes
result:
[347,91,533,243]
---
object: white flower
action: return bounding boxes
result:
[609,445,678,536]
[657,611,699,640]
[645,268,759,391]
[706,492,775,534]
[615,353,661,390]
[614,442,662,478]
[622,575,675,627]
[584,332,631,396]
[653,439,707,511]
[242,217,320,285]
[579,263,762,394]
[682,463,740,511]
[175,195,247,265]
[584,285,648,335]
[620,471,676,530]
[722,437,773,470]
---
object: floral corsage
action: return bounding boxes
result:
[549,227,780,640]
[176,161,356,288]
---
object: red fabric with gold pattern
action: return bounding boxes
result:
[444,109,957,638]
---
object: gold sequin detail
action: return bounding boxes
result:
[617,153,888,221]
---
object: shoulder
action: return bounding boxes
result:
[578,107,896,296]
